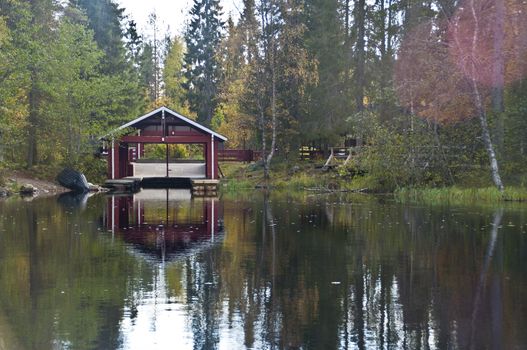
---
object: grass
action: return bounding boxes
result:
[220,161,527,205]
[273,172,321,190]
[220,160,342,191]
[221,178,255,192]
[394,186,527,204]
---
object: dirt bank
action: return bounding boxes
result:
[1,170,69,197]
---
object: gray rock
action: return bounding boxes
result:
[20,184,37,195]
[88,183,104,192]
[0,187,11,197]
[289,165,301,175]
[57,168,89,193]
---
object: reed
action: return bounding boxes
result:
[221,179,254,192]
[394,186,527,204]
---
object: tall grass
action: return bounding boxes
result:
[395,186,527,204]
[274,173,320,190]
[221,179,254,193]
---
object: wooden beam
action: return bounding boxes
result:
[121,135,211,144]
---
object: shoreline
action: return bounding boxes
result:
[0,170,69,198]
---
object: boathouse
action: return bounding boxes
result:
[104,106,227,182]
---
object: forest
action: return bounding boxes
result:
[0,0,526,192]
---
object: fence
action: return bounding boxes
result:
[218,149,256,162]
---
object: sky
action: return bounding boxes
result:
[118,0,243,37]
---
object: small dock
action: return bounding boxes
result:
[104,177,219,197]
[104,178,142,192]
[191,179,219,197]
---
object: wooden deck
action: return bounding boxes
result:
[104,178,142,192]
[104,177,220,197]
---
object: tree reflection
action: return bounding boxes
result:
[181,193,526,349]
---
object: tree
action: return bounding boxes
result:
[275,0,317,153]
[72,0,128,74]
[184,0,224,125]
[124,20,142,67]
[353,0,367,112]
[304,0,348,141]
[395,0,527,191]
[46,17,105,166]
[449,0,506,190]
[25,0,58,168]
[255,0,280,180]
[163,36,188,110]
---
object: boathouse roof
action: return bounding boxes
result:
[109,106,227,141]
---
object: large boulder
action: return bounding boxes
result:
[57,168,90,193]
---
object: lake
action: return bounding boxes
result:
[0,190,525,349]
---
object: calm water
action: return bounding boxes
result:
[0,190,526,350]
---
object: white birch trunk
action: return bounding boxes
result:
[468,0,505,192]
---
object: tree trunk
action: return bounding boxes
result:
[264,47,277,181]
[476,97,504,191]
[468,0,504,192]
[27,74,38,168]
[491,0,505,154]
[355,0,366,111]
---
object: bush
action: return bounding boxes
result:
[0,165,5,187]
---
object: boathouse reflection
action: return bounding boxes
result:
[104,189,224,261]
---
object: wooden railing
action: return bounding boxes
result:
[218,149,257,162]
[299,148,324,160]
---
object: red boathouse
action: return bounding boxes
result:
[104,106,227,181]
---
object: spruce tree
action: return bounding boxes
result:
[72,0,127,74]
[184,0,224,125]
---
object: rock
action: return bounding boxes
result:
[57,168,90,193]
[327,182,339,190]
[289,165,301,175]
[88,183,106,192]
[0,187,11,197]
[20,184,37,195]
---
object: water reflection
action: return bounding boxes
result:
[105,189,224,262]
[57,191,91,210]
[0,192,525,349]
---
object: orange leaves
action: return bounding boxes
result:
[395,0,527,124]
[395,21,474,123]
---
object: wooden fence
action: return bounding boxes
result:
[218,149,257,162]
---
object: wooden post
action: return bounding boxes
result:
[119,144,128,179]
[211,135,215,179]
[113,140,120,179]
[205,141,212,179]
[214,139,219,179]
[163,110,168,178]
[137,130,141,159]
[108,139,114,179]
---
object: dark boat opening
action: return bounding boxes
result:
[140,177,192,189]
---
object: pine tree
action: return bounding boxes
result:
[184,0,224,125]
[304,0,348,140]
[72,0,128,74]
